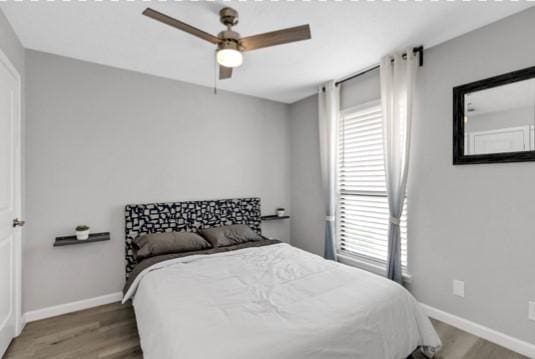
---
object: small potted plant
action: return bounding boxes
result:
[75,225,90,240]
[277,208,286,217]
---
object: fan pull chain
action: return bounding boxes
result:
[213,50,218,95]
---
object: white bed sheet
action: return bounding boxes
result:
[124,243,441,359]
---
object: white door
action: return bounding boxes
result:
[468,126,530,155]
[0,49,22,357]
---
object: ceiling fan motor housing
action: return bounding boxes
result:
[218,39,240,52]
[218,30,242,50]
[220,7,239,28]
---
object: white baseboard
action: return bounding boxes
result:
[420,303,535,358]
[17,317,25,336]
[22,292,123,324]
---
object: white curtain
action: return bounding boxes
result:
[318,81,340,260]
[380,50,418,283]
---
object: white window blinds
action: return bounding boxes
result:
[337,102,407,267]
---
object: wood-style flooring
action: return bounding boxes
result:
[4,302,527,359]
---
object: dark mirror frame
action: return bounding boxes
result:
[453,65,535,165]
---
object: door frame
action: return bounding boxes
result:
[0,46,22,337]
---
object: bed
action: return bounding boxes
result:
[123,198,441,359]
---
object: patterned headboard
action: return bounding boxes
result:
[124,197,261,277]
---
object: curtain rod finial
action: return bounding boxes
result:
[413,45,424,67]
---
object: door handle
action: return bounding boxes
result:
[13,218,25,227]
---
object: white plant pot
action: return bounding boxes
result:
[76,230,90,240]
[277,210,286,217]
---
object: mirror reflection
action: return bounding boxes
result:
[464,78,535,155]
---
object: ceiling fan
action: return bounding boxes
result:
[143,7,311,80]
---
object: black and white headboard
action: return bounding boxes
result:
[124,197,261,277]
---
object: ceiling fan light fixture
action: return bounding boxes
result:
[143,7,311,79]
[217,42,243,68]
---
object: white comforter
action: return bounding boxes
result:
[124,243,441,359]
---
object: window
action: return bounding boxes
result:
[336,101,407,268]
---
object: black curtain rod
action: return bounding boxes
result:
[333,46,424,88]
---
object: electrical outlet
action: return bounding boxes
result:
[529,301,535,321]
[453,280,465,297]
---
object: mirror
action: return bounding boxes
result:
[464,79,535,155]
[453,66,535,164]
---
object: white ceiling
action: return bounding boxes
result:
[1,1,532,103]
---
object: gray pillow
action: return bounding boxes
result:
[199,224,262,247]
[134,231,212,260]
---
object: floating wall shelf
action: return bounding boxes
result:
[54,232,110,247]
[261,215,290,221]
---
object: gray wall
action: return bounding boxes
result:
[0,9,24,76]
[409,7,535,344]
[24,50,291,312]
[289,7,535,344]
[289,95,324,256]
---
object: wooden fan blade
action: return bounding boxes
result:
[143,8,220,45]
[240,25,311,51]
[219,66,233,80]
